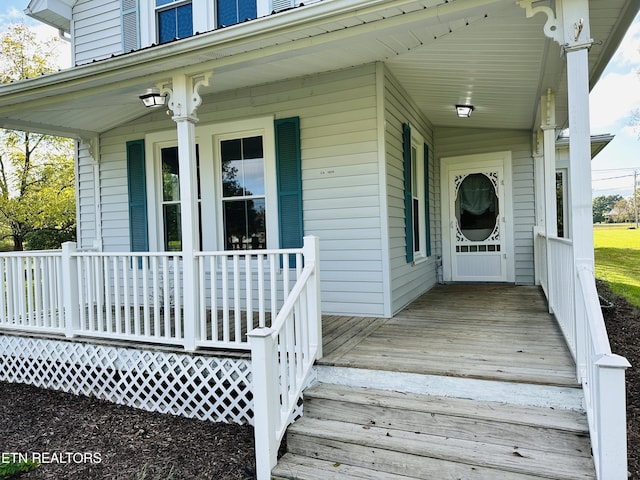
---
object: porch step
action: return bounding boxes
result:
[272,383,595,479]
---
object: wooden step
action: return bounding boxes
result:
[273,383,595,479]
[273,454,417,480]
[304,383,589,433]
[284,417,594,480]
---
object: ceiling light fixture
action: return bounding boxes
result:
[455,104,475,118]
[139,88,166,108]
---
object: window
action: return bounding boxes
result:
[156,0,193,43]
[220,135,266,250]
[159,146,202,251]
[556,169,568,238]
[403,123,429,263]
[217,0,257,27]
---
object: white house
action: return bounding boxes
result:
[0,0,635,478]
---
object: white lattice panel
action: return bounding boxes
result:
[0,335,255,425]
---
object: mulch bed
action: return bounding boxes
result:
[0,387,256,479]
[0,281,638,479]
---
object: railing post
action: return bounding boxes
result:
[593,353,630,479]
[62,242,80,338]
[303,235,322,360]
[247,327,279,480]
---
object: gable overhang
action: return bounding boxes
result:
[25,0,74,33]
[2,0,638,140]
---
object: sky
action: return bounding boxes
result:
[1,1,639,198]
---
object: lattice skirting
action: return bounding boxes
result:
[0,335,256,424]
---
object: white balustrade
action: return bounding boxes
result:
[0,251,64,334]
[534,229,630,479]
[248,236,321,480]
[195,248,303,349]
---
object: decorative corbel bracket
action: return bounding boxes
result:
[519,0,593,52]
[79,135,100,163]
[519,0,563,45]
[158,71,213,122]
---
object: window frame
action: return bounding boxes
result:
[144,117,277,253]
[138,0,271,49]
[212,119,278,251]
[410,131,427,261]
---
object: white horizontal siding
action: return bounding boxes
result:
[73,0,122,66]
[87,64,385,316]
[434,128,535,285]
[384,66,438,314]
[76,143,96,249]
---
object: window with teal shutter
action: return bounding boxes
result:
[402,123,413,263]
[126,140,149,252]
[275,117,303,267]
[424,143,431,257]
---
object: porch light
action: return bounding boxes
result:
[455,104,474,118]
[139,88,166,108]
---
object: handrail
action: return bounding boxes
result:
[534,229,630,479]
[577,267,630,480]
[248,236,321,480]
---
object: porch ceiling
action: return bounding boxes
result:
[0,0,636,139]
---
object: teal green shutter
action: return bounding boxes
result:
[424,143,431,257]
[403,123,413,263]
[275,117,303,266]
[126,139,149,252]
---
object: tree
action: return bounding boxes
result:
[592,194,623,223]
[0,24,75,251]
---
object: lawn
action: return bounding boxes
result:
[594,223,640,307]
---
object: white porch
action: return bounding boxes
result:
[0,230,629,479]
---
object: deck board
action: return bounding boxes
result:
[320,285,578,386]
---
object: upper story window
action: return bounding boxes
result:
[156,0,193,43]
[132,0,283,52]
[217,0,257,27]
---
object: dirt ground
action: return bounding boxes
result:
[0,281,638,479]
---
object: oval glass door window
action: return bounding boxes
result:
[455,173,498,241]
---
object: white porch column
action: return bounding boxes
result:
[541,89,557,239]
[161,72,212,351]
[560,1,594,381]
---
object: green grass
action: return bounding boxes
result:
[594,223,640,307]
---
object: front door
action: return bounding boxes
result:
[441,151,513,283]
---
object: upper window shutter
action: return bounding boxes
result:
[122,0,140,53]
[424,143,431,258]
[275,117,303,265]
[403,123,413,263]
[126,139,149,252]
[272,0,295,14]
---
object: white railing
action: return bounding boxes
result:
[576,268,630,480]
[0,241,311,353]
[65,245,185,346]
[533,229,630,479]
[248,236,322,480]
[195,248,303,349]
[547,236,576,357]
[0,251,64,334]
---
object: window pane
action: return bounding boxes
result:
[221,136,264,197]
[223,199,266,250]
[411,146,418,193]
[413,197,420,248]
[163,204,182,251]
[158,9,177,43]
[176,3,193,39]
[157,2,192,43]
[217,0,256,26]
[161,147,180,202]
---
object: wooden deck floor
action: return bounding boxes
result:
[320,284,579,387]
